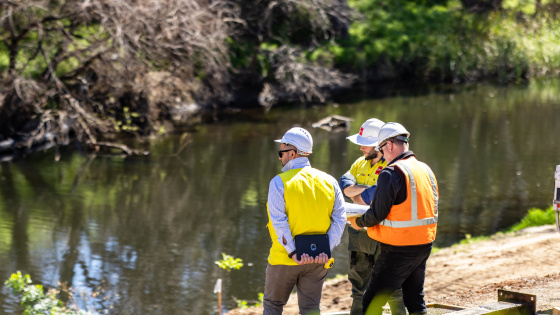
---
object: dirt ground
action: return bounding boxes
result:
[228,225,560,315]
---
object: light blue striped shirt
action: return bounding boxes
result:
[267,157,346,255]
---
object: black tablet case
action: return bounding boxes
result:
[294,234,331,260]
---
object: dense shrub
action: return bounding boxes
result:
[330,0,560,83]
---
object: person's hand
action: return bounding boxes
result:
[293,253,329,265]
[313,252,329,264]
[347,217,361,230]
[293,253,315,265]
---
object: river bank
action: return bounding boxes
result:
[228,225,560,314]
[4,0,560,163]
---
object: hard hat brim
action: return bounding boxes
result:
[346,134,379,147]
[274,139,312,154]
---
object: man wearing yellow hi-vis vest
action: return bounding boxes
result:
[348,122,438,315]
[264,127,346,315]
[340,118,405,315]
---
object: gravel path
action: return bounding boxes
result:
[228,225,560,314]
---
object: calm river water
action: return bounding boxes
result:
[0,79,559,314]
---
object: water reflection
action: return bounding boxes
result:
[0,79,559,314]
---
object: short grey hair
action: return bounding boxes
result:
[386,136,408,148]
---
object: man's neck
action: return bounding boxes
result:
[387,149,408,165]
[369,155,382,166]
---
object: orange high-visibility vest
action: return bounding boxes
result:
[367,156,438,246]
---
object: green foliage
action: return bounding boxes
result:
[227,38,255,69]
[330,0,560,82]
[235,292,263,309]
[215,253,244,272]
[1,11,107,80]
[0,42,8,73]
[341,0,456,65]
[307,48,335,67]
[109,107,140,132]
[503,0,538,14]
[256,44,274,77]
[5,271,91,315]
[507,207,556,232]
[256,292,264,307]
[15,30,48,79]
[5,271,31,293]
[451,207,555,247]
[55,57,80,77]
[260,42,279,51]
[120,107,140,132]
[156,126,167,135]
[236,299,249,309]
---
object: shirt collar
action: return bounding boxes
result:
[388,150,415,165]
[281,157,311,172]
[368,156,385,168]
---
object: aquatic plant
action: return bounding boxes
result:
[5,271,94,315]
[215,253,244,272]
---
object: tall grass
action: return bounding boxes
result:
[433,206,556,252]
[507,207,556,232]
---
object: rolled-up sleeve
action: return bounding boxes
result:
[340,171,357,192]
[360,185,377,205]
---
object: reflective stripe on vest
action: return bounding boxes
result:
[367,156,438,246]
[378,161,439,228]
[267,167,335,265]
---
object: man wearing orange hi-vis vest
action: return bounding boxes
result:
[348,122,438,315]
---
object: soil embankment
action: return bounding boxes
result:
[228,225,560,314]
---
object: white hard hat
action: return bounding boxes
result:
[275,127,313,154]
[375,122,410,151]
[346,118,385,147]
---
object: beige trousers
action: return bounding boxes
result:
[263,263,328,315]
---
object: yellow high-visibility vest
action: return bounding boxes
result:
[267,167,335,265]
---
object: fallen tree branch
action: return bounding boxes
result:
[88,141,149,156]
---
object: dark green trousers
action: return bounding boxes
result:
[348,228,406,315]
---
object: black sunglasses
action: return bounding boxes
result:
[377,141,390,154]
[278,149,296,158]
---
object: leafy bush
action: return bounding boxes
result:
[331,0,560,83]
[215,253,244,272]
[235,292,264,309]
[5,271,93,315]
[450,207,556,247]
